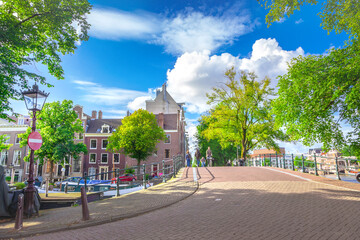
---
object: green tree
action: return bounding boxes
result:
[0,0,92,120]
[258,0,360,39]
[203,67,288,161]
[0,134,12,152]
[196,117,237,166]
[19,100,87,182]
[260,0,360,155]
[107,109,165,173]
[272,42,360,152]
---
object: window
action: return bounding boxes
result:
[88,167,96,177]
[73,157,81,172]
[25,162,30,174]
[0,151,8,165]
[15,135,21,144]
[165,149,170,159]
[113,153,120,164]
[102,139,108,149]
[90,139,97,149]
[102,125,109,133]
[4,135,10,144]
[18,118,24,125]
[89,153,96,164]
[79,133,83,140]
[13,150,21,166]
[165,134,171,144]
[101,153,108,163]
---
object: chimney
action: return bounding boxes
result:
[91,110,97,119]
[127,110,130,117]
[158,113,164,128]
[98,110,103,119]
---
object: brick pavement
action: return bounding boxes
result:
[2,166,360,239]
[0,168,197,239]
[23,166,360,240]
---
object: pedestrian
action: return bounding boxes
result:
[206,146,213,167]
[195,148,201,167]
[200,157,206,167]
[226,160,231,166]
[186,150,191,167]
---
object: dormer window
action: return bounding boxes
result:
[102,125,109,133]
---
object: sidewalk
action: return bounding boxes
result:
[0,169,198,239]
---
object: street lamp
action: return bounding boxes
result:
[22,84,49,217]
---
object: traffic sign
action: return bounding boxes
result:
[28,132,43,150]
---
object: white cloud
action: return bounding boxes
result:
[275,17,286,23]
[295,18,304,24]
[166,38,305,114]
[73,80,147,106]
[156,11,255,55]
[87,7,257,55]
[186,118,199,154]
[73,80,97,86]
[127,96,153,111]
[87,8,161,40]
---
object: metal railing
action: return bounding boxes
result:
[70,154,185,196]
[245,153,360,182]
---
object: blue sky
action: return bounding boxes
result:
[12,0,349,154]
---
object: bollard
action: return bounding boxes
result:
[65,182,68,194]
[84,172,88,193]
[291,154,295,171]
[162,160,166,183]
[14,193,24,230]
[81,186,90,221]
[45,178,49,198]
[116,169,120,197]
[302,154,305,173]
[335,156,341,180]
[143,164,147,189]
[314,153,318,176]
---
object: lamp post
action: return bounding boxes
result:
[22,84,49,217]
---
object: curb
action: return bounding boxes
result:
[1,172,197,239]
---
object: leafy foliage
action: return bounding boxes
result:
[258,0,360,39]
[107,109,165,167]
[196,118,237,166]
[0,134,12,151]
[19,100,87,181]
[260,0,360,154]
[0,0,92,119]
[202,67,288,160]
[272,38,360,152]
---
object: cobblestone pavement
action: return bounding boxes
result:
[23,167,360,240]
[0,168,197,239]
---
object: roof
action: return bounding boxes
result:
[86,119,122,133]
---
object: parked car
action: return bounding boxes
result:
[111,174,137,183]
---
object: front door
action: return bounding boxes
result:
[99,166,108,180]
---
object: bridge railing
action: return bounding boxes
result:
[246,153,360,182]
[65,154,185,195]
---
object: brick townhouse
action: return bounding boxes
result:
[0,84,186,181]
[82,84,187,179]
[0,115,34,182]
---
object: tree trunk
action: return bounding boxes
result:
[50,161,54,183]
[137,161,141,180]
